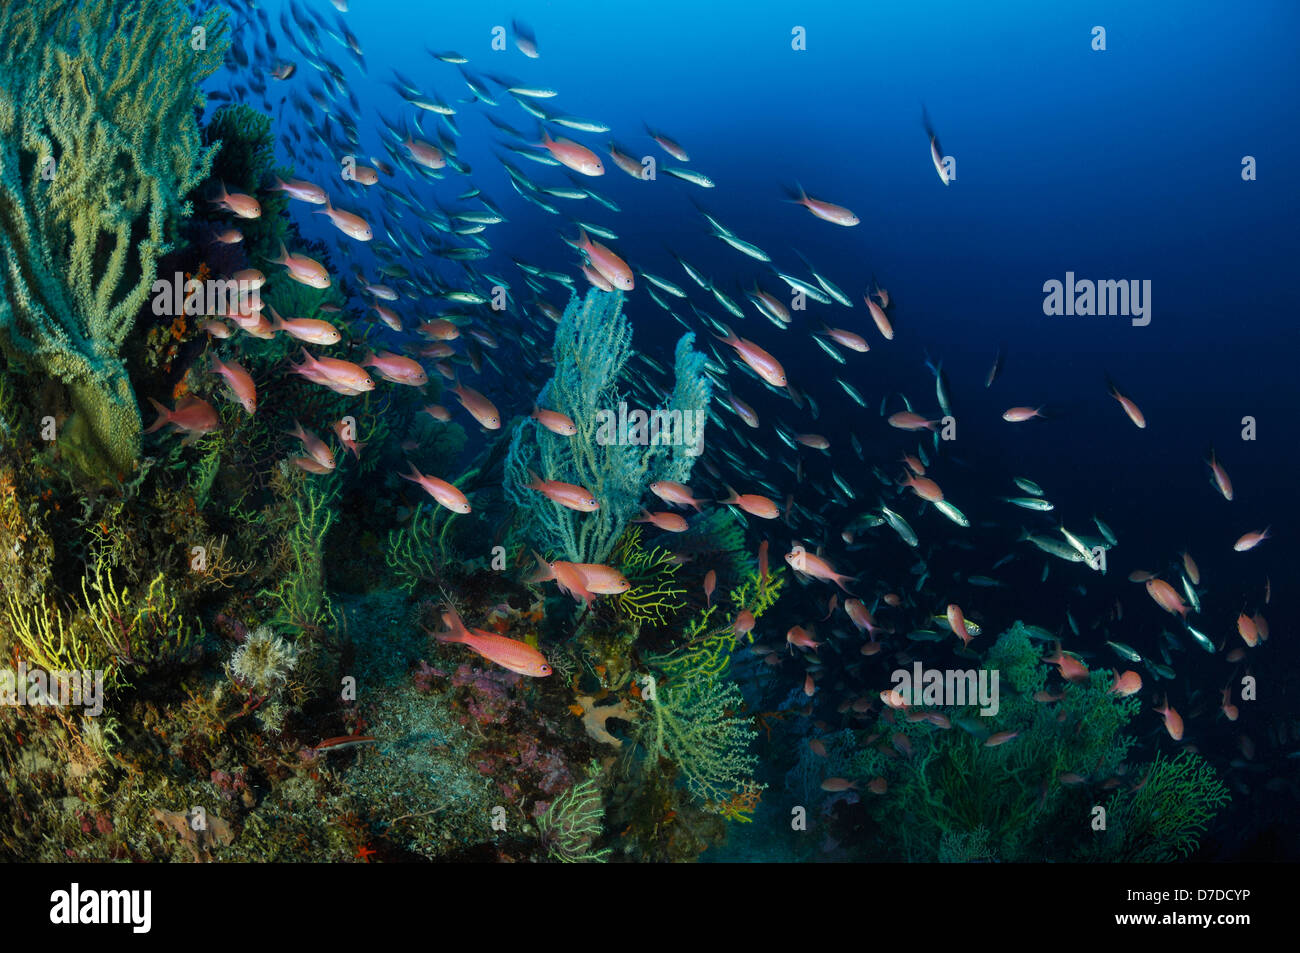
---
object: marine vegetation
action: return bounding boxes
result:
[826,623,1231,862]
[0,0,228,475]
[505,290,712,564]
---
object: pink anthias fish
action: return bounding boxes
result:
[270,242,330,289]
[785,548,856,593]
[403,137,446,170]
[714,325,786,387]
[540,130,604,176]
[649,480,704,512]
[865,295,893,340]
[530,552,630,602]
[400,464,470,514]
[332,418,367,459]
[268,306,342,345]
[633,509,688,532]
[288,420,335,470]
[289,348,374,395]
[210,182,261,219]
[530,406,577,436]
[145,396,220,443]
[786,183,858,226]
[575,228,633,290]
[525,470,599,512]
[315,197,372,241]
[271,175,328,204]
[449,379,501,429]
[209,354,256,414]
[361,350,428,387]
[433,608,551,677]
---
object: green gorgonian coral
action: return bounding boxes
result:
[1081,749,1231,863]
[505,290,712,564]
[641,670,759,805]
[0,0,228,474]
[609,527,687,626]
[843,621,1229,862]
[536,769,612,863]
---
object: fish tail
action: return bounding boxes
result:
[144,397,170,434]
[528,550,555,583]
[711,321,738,347]
[434,609,469,643]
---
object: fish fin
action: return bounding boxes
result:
[144,398,170,434]
[434,609,469,644]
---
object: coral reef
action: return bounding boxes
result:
[639,669,761,805]
[837,622,1230,862]
[0,0,228,475]
[504,290,712,563]
[536,768,612,862]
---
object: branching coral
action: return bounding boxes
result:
[1082,750,1231,863]
[608,527,687,626]
[536,768,612,863]
[840,621,1226,862]
[648,566,785,682]
[640,670,760,805]
[504,290,712,563]
[4,547,199,688]
[385,493,468,593]
[259,472,339,635]
[0,0,228,474]
[80,555,199,675]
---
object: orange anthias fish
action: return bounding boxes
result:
[1145,578,1189,618]
[210,182,261,219]
[785,183,858,227]
[946,604,974,648]
[210,354,256,414]
[450,379,501,429]
[785,548,856,593]
[525,470,599,511]
[1154,696,1184,740]
[1107,379,1146,428]
[400,464,471,514]
[530,406,577,436]
[576,228,633,290]
[145,396,220,442]
[434,608,551,677]
[714,326,786,387]
[649,480,704,512]
[719,486,780,519]
[1206,447,1234,501]
[633,509,688,532]
[270,242,330,289]
[1043,642,1089,683]
[1109,670,1143,696]
[541,131,604,176]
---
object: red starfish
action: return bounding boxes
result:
[354,844,378,863]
